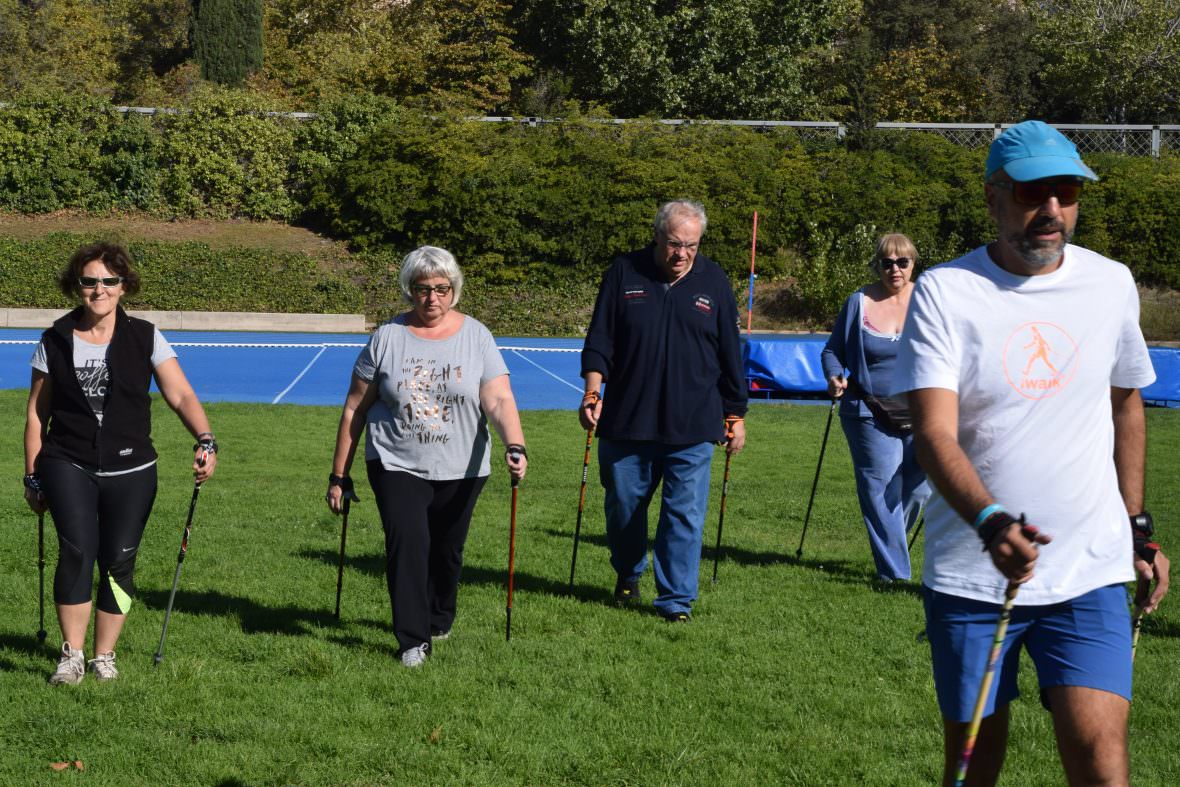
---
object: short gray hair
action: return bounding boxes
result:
[653,200,708,237]
[398,245,464,305]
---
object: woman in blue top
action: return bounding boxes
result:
[820,233,930,582]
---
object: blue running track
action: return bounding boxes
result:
[0,330,586,410]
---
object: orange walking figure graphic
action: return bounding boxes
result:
[1023,326,1059,375]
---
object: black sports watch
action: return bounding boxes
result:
[1130,512,1154,538]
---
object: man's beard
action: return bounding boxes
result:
[1005,217,1072,269]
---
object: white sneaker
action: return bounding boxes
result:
[400,643,430,668]
[431,629,451,642]
[49,642,85,686]
[88,651,118,681]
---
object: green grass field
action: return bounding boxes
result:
[1,391,1177,786]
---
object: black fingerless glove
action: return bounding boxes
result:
[1131,512,1159,563]
[976,510,1020,551]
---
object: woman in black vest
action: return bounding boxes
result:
[23,242,218,685]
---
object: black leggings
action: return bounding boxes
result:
[40,457,158,615]
[367,461,487,653]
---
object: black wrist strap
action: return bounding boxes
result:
[505,444,527,459]
[328,474,354,493]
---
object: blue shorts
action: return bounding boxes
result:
[923,583,1132,722]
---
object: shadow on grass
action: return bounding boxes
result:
[139,587,340,637]
[0,631,55,674]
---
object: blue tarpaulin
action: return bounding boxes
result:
[744,335,1180,408]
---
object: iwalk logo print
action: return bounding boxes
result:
[1002,321,1078,400]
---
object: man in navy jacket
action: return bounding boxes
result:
[580,200,747,621]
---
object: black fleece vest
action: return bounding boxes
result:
[39,306,158,472]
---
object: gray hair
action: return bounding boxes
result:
[398,245,464,305]
[653,200,708,237]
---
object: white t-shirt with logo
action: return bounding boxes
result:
[892,244,1155,604]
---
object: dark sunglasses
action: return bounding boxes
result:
[78,275,124,289]
[411,283,453,297]
[877,257,911,270]
[992,179,1083,207]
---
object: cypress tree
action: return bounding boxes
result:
[190,0,263,87]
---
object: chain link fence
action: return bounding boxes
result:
[16,103,1176,157]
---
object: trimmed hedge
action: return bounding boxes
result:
[0,235,362,315]
[3,93,1180,324]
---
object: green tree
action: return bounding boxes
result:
[514,0,853,118]
[191,0,263,87]
[823,0,1040,123]
[1030,0,1180,123]
[262,0,530,112]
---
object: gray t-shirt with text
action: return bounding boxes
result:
[354,315,509,480]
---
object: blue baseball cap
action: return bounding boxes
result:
[985,120,1098,182]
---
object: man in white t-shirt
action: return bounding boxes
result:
[893,120,1170,785]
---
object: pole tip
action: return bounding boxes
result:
[37,630,47,641]
[153,653,163,666]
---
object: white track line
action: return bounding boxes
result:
[509,349,583,393]
[272,346,327,404]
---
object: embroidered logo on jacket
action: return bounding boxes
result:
[1002,321,1079,399]
[623,287,647,302]
[692,294,713,315]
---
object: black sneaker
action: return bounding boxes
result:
[660,610,691,623]
[613,576,641,606]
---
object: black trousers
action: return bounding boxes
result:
[40,457,158,614]
[367,461,487,653]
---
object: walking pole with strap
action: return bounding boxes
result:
[954,515,1036,787]
[908,513,925,554]
[505,446,524,642]
[796,399,837,559]
[567,428,594,593]
[155,440,215,666]
[1130,514,1159,663]
[332,476,360,620]
[37,511,47,642]
[154,479,202,666]
[711,451,733,584]
[711,415,741,584]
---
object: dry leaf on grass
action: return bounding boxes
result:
[428,725,443,744]
[50,762,70,771]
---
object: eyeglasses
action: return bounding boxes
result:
[991,179,1083,207]
[662,240,700,252]
[877,257,911,270]
[411,283,453,297]
[78,276,124,289]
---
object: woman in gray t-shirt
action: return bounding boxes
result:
[326,246,527,668]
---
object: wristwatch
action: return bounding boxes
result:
[1130,512,1154,538]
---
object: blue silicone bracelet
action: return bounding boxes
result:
[972,503,1006,530]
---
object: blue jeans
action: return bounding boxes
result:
[598,439,714,615]
[840,415,930,581]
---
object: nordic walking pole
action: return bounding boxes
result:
[1130,539,1159,663]
[1131,607,1145,662]
[746,211,759,338]
[908,513,925,553]
[711,450,733,584]
[506,469,521,642]
[954,516,1034,787]
[796,399,837,559]
[328,476,359,618]
[334,497,351,620]
[37,512,47,642]
[568,428,594,593]
[154,479,202,665]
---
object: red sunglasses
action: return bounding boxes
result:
[992,179,1084,207]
